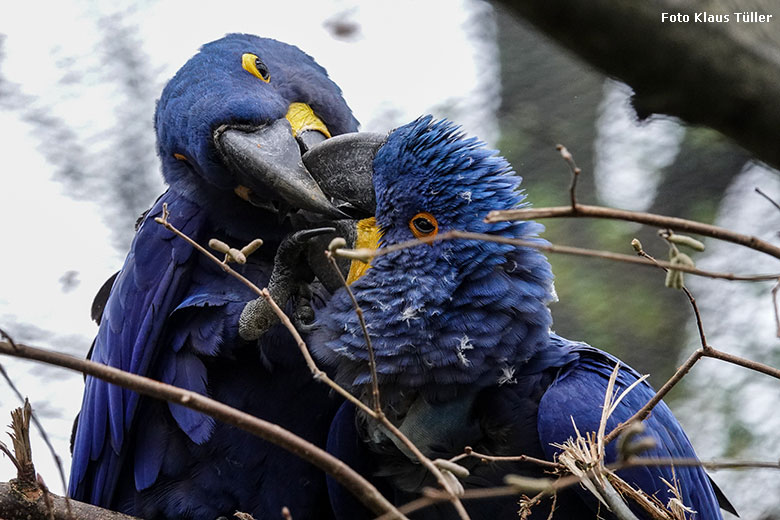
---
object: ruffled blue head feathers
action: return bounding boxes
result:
[312,116,554,402]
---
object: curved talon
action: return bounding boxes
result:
[292,297,317,334]
[279,227,336,255]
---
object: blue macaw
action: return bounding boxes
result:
[69,34,370,519]
[305,117,735,519]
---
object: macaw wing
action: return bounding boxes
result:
[536,344,722,519]
[69,191,205,506]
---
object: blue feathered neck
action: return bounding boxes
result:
[312,116,555,403]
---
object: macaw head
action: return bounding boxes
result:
[307,116,555,402]
[155,33,366,230]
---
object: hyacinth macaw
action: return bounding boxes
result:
[69,34,370,519]
[306,117,734,519]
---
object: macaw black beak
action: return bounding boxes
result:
[214,119,348,219]
[302,132,385,217]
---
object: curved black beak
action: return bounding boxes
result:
[302,132,385,217]
[214,119,347,219]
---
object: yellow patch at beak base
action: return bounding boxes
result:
[285,102,331,139]
[346,217,382,284]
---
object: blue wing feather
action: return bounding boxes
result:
[133,410,169,491]
[537,338,722,518]
[164,349,214,444]
[69,190,205,504]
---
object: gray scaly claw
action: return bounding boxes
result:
[239,228,335,341]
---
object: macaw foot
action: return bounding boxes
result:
[239,228,335,341]
[291,284,317,333]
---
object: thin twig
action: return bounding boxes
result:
[604,245,780,444]
[485,204,780,260]
[449,446,563,471]
[701,348,780,379]
[36,477,56,520]
[604,348,705,446]
[391,454,780,518]
[773,281,780,338]
[0,340,405,519]
[337,230,779,282]
[556,144,581,210]
[755,187,780,212]
[324,251,381,415]
[323,251,471,520]
[0,440,21,474]
[257,288,377,419]
[634,248,710,349]
[619,456,780,472]
[154,206,262,297]
[604,245,708,445]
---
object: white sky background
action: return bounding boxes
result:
[0,0,499,491]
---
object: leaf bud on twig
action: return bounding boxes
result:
[666,234,706,252]
[504,474,555,494]
[240,238,264,258]
[433,458,470,478]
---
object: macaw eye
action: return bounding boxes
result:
[242,53,271,83]
[409,212,438,239]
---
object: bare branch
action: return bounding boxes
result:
[485,205,780,260]
[336,230,780,282]
[701,349,780,380]
[772,281,780,338]
[449,447,562,471]
[0,340,405,519]
[154,206,263,297]
[0,481,140,520]
[604,244,780,444]
[556,144,581,209]
[391,454,780,518]
[754,187,780,213]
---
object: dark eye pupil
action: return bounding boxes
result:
[413,217,434,233]
[255,58,270,79]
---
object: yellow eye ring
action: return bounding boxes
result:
[242,53,270,83]
[409,212,438,240]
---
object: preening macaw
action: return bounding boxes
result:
[69,34,370,519]
[306,116,735,519]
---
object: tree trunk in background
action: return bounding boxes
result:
[495,6,693,381]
